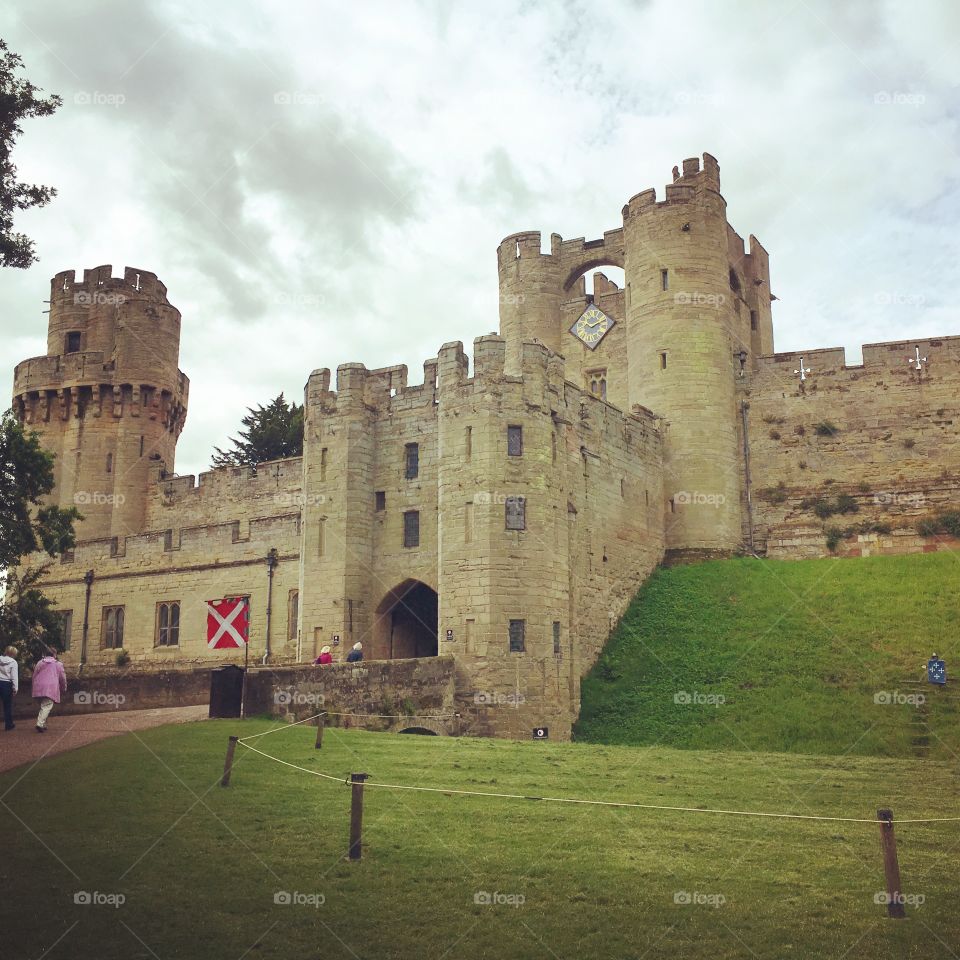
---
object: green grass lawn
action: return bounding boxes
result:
[2,718,959,959]
[576,552,960,757]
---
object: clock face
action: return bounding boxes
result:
[570,305,615,351]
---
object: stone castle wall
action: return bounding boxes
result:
[745,336,960,556]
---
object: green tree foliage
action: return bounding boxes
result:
[0,40,61,268]
[212,394,304,468]
[0,410,80,659]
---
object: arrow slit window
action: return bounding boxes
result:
[509,619,525,653]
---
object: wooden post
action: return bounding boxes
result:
[315,713,325,750]
[877,808,906,918]
[221,735,239,787]
[348,772,369,860]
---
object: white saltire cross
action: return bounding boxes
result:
[907,346,927,370]
[207,599,247,648]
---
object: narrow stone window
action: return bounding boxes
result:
[553,621,561,656]
[551,431,557,464]
[320,447,328,481]
[508,619,525,653]
[405,442,419,479]
[375,491,386,512]
[465,425,472,460]
[156,601,180,647]
[507,425,523,457]
[750,310,758,331]
[318,517,326,556]
[106,452,113,474]
[661,269,669,291]
[464,502,474,543]
[57,611,73,651]
[288,590,299,640]
[620,478,625,497]
[102,606,125,649]
[505,496,526,531]
[403,509,420,548]
[587,369,607,400]
[139,436,145,456]
[65,331,81,353]
[660,352,668,370]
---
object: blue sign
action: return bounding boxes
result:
[928,658,946,685]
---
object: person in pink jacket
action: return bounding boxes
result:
[31,651,67,733]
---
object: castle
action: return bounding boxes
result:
[13,154,960,738]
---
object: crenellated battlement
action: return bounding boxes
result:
[622,152,722,219]
[153,457,304,503]
[50,265,172,306]
[755,335,960,378]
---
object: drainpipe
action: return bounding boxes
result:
[264,548,279,663]
[79,569,94,673]
[740,400,755,554]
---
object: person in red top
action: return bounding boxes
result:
[31,650,68,733]
[314,645,333,665]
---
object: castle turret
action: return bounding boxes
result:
[12,266,188,541]
[620,155,744,550]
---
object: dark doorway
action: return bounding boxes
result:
[373,580,438,659]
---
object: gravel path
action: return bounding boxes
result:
[0,705,209,774]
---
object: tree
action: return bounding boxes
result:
[0,410,80,660]
[0,39,62,268]
[211,393,304,468]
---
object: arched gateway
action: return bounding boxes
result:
[372,579,438,660]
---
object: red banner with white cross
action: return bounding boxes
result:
[206,597,250,649]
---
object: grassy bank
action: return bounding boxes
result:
[576,552,960,757]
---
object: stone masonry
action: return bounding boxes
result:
[12,154,960,739]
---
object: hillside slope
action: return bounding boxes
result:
[575,552,960,757]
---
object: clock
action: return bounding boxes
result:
[570,305,615,350]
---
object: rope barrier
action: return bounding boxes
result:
[233,735,960,825]
[237,711,326,742]
[235,740,348,783]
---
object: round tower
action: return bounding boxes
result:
[496,231,563,373]
[622,155,743,551]
[13,265,189,542]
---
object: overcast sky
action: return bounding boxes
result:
[2,0,958,478]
